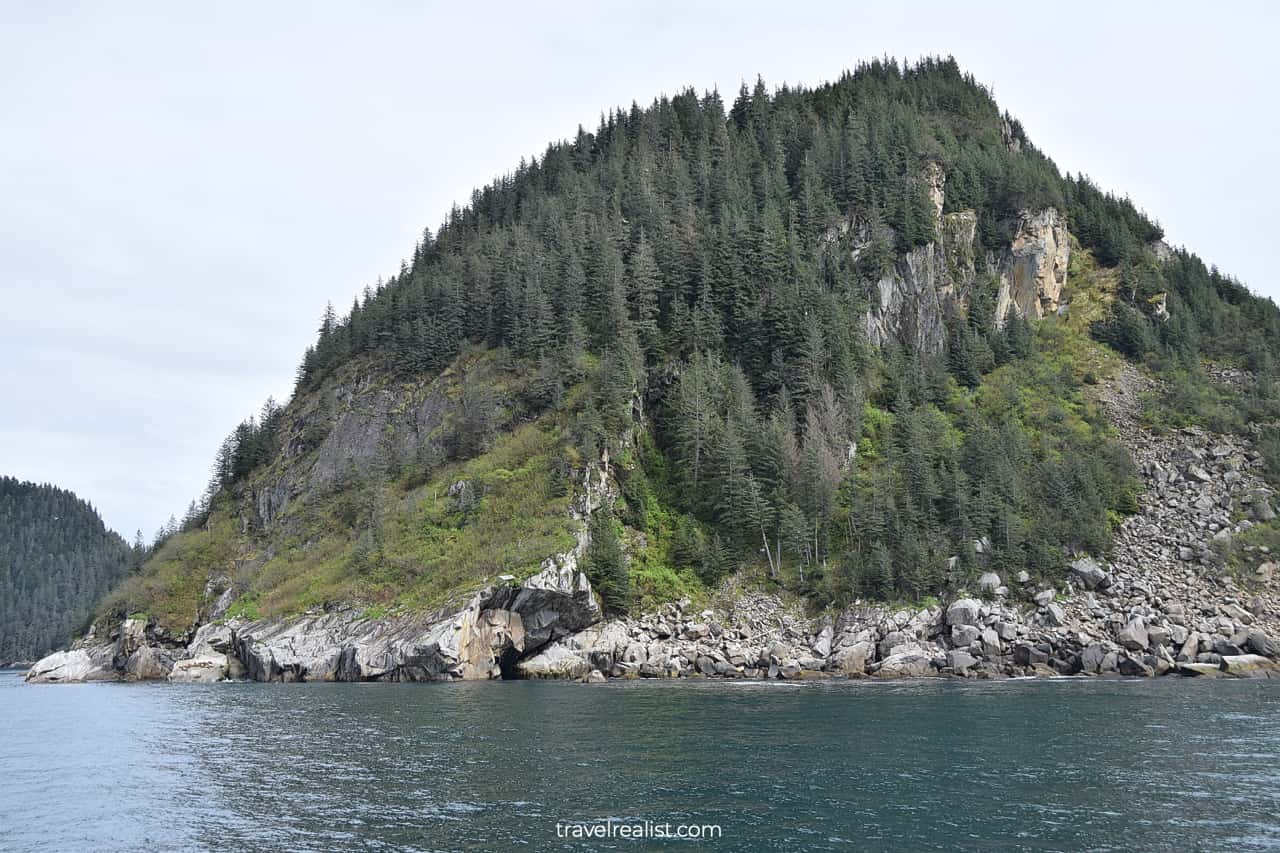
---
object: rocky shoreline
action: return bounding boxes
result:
[24,365,1280,686]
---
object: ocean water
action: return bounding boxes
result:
[2,670,1279,851]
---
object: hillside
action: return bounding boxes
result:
[0,477,135,663]
[30,57,1280,683]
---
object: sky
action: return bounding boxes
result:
[2,2,1276,540]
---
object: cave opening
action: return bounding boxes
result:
[497,646,523,680]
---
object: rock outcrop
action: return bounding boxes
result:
[24,646,117,683]
[995,208,1069,322]
[27,562,602,685]
[852,164,1069,354]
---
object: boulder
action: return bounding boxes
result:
[25,647,117,683]
[1069,557,1110,590]
[585,669,607,683]
[1012,643,1049,667]
[1116,618,1149,651]
[980,628,1002,658]
[1081,642,1108,674]
[950,624,981,648]
[945,599,982,628]
[811,626,833,658]
[778,659,803,680]
[830,641,873,676]
[124,646,175,680]
[977,573,1002,595]
[875,648,935,679]
[682,623,709,640]
[1221,654,1280,678]
[1043,603,1066,627]
[1245,630,1278,658]
[516,642,589,679]
[169,654,229,683]
[1117,653,1153,677]
[188,623,236,657]
[1176,662,1223,677]
[1213,639,1244,658]
[946,650,977,673]
[1178,632,1200,662]
[878,631,911,658]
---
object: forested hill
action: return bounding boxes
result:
[0,477,136,662]
[100,57,1280,636]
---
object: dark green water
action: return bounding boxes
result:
[3,670,1279,851]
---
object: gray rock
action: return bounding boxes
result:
[830,641,872,676]
[1044,603,1066,626]
[24,646,118,683]
[1245,631,1278,658]
[585,669,607,683]
[1176,662,1223,677]
[1013,643,1049,667]
[1221,654,1280,678]
[980,628,1002,658]
[1178,632,1200,662]
[1069,557,1110,590]
[811,625,834,658]
[1081,642,1107,674]
[1033,589,1056,607]
[1116,618,1149,651]
[169,654,229,683]
[875,647,935,678]
[945,598,982,627]
[517,642,590,679]
[1117,653,1153,677]
[977,573,1002,594]
[946,650,977,672]
[124,646,175,681]
[1214,639,1244,657]
[682,623,709,640]
[950,624,981,648]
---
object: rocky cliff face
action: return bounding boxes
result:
[253,373,457,531]
[857,165,1069,353]
[26,561,603,684]
[995,208,1070,322]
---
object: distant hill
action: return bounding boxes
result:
[0,477,135,662]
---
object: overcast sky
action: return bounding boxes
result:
[2,2,1276,539]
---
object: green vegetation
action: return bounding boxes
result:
[94,57,1280,631]
[0,477,137,660]
[101,358,581,632]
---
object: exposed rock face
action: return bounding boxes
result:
[249,373,462,531]
[124,645,175,680]
[860,210,977,353]
[24,560,602,685]
[228,562,601,683]
[852,163,1069,353]
[995,209,1069,322]
[24,646,117,683]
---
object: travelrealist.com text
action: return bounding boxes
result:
[555,820,724,840]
